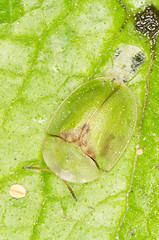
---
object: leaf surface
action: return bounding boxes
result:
[0,0,159,239]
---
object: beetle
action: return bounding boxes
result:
[24,77,137,201]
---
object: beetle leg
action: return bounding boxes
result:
[23,166,77,202]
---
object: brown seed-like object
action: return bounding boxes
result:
[9,184,26,198]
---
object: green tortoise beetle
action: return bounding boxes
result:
[24,77,137,201]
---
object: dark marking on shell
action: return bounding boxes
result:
[85,149,96,159]
[59,124,96,160]
[100,134,115,156]
[81,123,90,133]
[59,131,69,140]
[59,130,80,143]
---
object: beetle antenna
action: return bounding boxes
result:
[22,166,77,202]
[23,166,53,172]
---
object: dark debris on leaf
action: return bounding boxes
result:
[131,51,146,73]
[135,5,159,44]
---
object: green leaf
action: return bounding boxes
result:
[0,0,158,239]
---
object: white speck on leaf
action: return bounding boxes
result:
[136,149,143,156]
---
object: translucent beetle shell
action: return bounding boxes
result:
[42,78,137,186]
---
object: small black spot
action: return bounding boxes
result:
[114,48,121,57]
[135,5,159,44]
[122,77,128,83]
[131,51,146,73]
